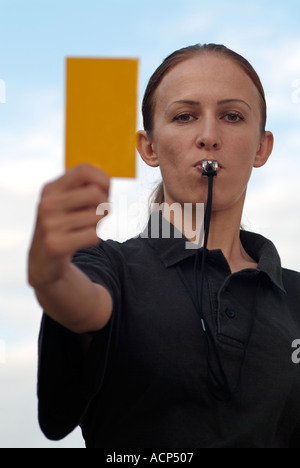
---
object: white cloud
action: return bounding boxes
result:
[0,228,24,248]
[175,11,214,36]
[0,158,62,194]
[244,152,300,271]
[0,343,85,448]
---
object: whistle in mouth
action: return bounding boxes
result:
[202,160,218,176]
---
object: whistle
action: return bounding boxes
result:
[202,160,218,176]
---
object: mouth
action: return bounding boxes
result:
[194,160,222,174]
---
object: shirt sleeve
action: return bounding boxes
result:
[37,241,120,441]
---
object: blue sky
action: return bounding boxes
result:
[0,0,300,448]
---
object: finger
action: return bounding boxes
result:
[42,163,110,196]
[44,227,100,257]
[43,208,108,234]
[39,184,109,218]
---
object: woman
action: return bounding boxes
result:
[28,44,300,448]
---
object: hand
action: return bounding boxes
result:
[28,163,110,288]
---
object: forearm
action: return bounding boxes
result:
[34,262,112,334]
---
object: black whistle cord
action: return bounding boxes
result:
[177,174,232,400]
[195,175,232,398]
[176,173,262,400]
[196,174,213,323]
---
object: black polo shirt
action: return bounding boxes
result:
[37,214,300,448]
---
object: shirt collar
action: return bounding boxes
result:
[240,230,286,293]
[142,210,197,266]
[142,211,286,293]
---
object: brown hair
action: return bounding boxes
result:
[143,43,267,205]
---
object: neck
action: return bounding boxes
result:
[163,194,257,273]
[206,196,257,273]
[206,209,254,272]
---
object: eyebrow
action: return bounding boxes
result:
[166,100,200,110]
[166,98,252,112]
[217,99,252,111]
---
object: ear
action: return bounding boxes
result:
[253,131,274,168]
[136,130,159,168]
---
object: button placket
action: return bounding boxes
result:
[225,308,236,319]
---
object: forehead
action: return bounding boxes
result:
[154,55,260,110]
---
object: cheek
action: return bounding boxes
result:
[154,137,185,169]
[231,133,259,169]
[220,135,259,198]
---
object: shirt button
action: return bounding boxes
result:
[225,308,236,319]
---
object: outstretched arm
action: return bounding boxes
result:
[28,163,113,334]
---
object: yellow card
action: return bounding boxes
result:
[65,57,138,177]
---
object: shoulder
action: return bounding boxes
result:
[98,234,149,260]
[282,267,300,287]
[281,267,300,305]
[72,234,150,269]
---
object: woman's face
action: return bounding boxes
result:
[140,55,273,212]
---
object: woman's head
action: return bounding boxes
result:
[137,43,273,211]
[142,43,267,137]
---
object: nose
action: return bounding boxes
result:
[195,118,221,151]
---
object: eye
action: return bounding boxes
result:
[222,112,244,123]
[173,113,197,123]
